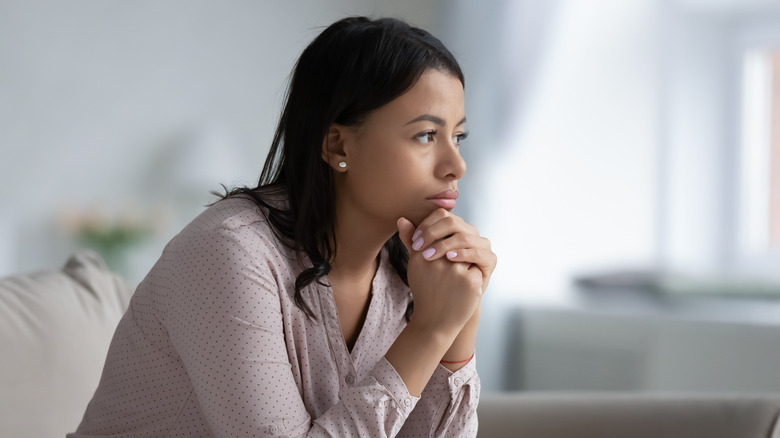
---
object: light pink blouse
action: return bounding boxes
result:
[69,197,480,437]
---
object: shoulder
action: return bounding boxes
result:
[203,196,269,233]
[152,194,297,300]
[196,188,289,236]
[170,191,294,263]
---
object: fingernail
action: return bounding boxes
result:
[412,230,422,241]
[422,248,436,259]
[446,251,457,259]
[412,237,424,251]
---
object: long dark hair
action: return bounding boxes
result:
[214,16,464,319]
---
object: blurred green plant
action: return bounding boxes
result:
[59,204,166,274]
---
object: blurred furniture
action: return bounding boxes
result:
[0,212,14,277]
[477,392,780,438]
[510,287,780,392]
[0,251,132,438]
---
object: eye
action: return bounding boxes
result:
[454,131,470,145]
[415,130,436,144]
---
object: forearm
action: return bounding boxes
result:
[385,321,459,397]
[397,326,481,438]
[440,303,480,371]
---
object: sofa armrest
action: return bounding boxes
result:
[0,251,133,438]
[477,392,780,438]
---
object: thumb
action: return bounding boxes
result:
[396,217,416,254]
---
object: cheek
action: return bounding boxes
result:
[349,137,437,220]
[356,138,416,184]
[373,150,425,191]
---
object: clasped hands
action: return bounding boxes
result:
[396,209,497,337]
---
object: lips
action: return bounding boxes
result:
[428,189,458,210]
[428,189,459,200]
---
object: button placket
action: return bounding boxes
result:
[317,283,357,391]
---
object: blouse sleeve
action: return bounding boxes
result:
[163,223,421,437]
[395,358,480,437]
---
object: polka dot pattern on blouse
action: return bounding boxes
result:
[68,196,479,437]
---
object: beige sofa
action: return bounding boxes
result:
[2,251,780,437]
[0,251,133,438]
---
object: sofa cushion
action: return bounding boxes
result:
[0,251,133,438]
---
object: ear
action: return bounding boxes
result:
[321,124,350,172]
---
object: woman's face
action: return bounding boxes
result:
[333,69,467,229]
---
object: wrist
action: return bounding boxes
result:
[441,305,480,366]
[440,353,474,364]
[404,319,459,349]
[385,320,459,396]
[439,351,474,372]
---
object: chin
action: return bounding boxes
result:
[382,201,441,228]
[404,206,439,227]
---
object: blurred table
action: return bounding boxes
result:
[509,286,780,392]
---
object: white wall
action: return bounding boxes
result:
[0,0,439,282]
[448,0,780,304]
[477,0,661,303]
[660,1,739,274]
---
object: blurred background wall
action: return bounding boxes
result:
[0,0,440,282]
[2,0,780,393]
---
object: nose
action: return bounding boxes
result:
[436,139,467,181]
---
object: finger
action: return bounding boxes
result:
[444,247,497,292]
[412,210,466,252]
[417,209,478,238]
[420,232,472,261]
[424,215,478,239]
[396,217,417,254]
[420,234,491,261]
[411,208,449,246]
[466,263,485,296]
[444,247,497,277]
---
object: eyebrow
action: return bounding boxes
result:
[405,114,467,127]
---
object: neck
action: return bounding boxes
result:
[328,195,394,294]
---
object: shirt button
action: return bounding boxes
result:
[268,425,278,434]
[404,398,412,407]
[345,374,355,385]
[454,378,462,386]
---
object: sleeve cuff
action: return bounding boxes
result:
[370,357,421,416]
[429,354,479,398]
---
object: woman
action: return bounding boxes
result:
[70,16,496,437]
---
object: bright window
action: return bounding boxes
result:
[770,51,780,249]
[740,49,780,260]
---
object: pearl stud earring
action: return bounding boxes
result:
[338,161,347,168]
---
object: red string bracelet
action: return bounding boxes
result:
[440,353,474,364]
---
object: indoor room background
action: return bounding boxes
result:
[2,0,780,393]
